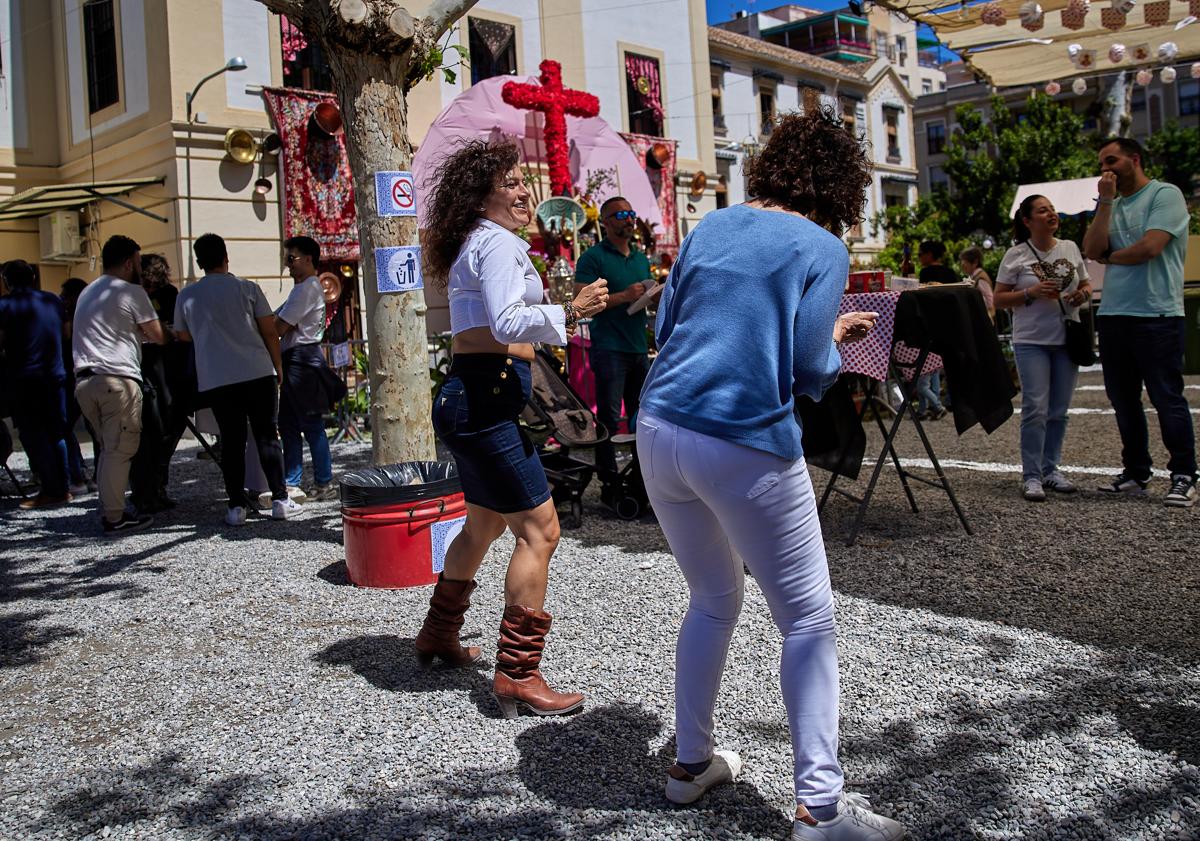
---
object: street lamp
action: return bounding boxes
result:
[184,57,248,279]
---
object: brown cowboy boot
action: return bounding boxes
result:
[492,604,585,719]
[414,574,483,667]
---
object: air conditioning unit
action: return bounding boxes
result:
[39,210,85,262]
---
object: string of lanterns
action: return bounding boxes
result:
[971,0,1200,95]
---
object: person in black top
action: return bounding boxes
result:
[917,241,960,285]
[0,260,71,508]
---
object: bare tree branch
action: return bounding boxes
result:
[420,0,479,42]
[253,0,310,24]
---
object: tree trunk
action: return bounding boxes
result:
[1103,71,1133,138]
[325,48,436,465]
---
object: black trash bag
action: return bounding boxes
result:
[339,461,461,508]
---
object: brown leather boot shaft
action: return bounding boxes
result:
[492,605,584,717]
[414,574,482,667]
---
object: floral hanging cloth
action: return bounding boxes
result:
[624,54,664,135]
[618,132,678,256]
[263,86,359,261]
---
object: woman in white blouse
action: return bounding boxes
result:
[415,140,608,720]
[994,195,1092,502]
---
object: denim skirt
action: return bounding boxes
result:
[432,353,551,514]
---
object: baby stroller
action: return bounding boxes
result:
[520,348,607,529]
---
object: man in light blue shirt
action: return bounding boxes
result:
[1083,136,1195,507]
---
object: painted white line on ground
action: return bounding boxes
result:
[1011,407,1200,415]
[1075,384,1200,392]
[892,457,1172,480]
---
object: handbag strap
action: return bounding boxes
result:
[1025,241,1071,319]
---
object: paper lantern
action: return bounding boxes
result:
[1158,41,1179,60]
[1143,0,1169,25]
[1068,42,1084,61]
[1045,80,1062,95]
[1111,0,1135,12]
[980,2,1008,24]
[1161,66,1177,83]
[1072,77,1089,94]
[1101,7,1127,29]
[1017,1,1046,28]
[1136,68,1153,85]
[1131,42,1152,61]
[1109,43,1127,62]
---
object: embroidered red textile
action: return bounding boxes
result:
[618,132,679,255]
[502,60,600,197]
[263,86,360,261]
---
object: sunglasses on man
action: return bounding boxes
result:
[606,210,637,221]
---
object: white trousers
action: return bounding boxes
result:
[637,413,843,807]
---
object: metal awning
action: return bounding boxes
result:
[874,0,1200,87]
[0,177,167,223]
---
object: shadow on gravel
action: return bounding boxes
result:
[516,703,794,838]
[0,609,82,667]
[317,560,351,586]
[313,634,496,717]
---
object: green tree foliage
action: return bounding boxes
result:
[1144,121,1200,198]
[873,92,1097,273]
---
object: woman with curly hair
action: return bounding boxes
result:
[636,109,904,840]
[415,140,608,719]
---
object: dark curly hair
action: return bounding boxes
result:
[423,140,522,289]
[140,253,171,290]
[745,107,872,235]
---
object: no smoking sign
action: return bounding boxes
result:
[375,171,417,217]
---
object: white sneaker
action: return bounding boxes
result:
[1022,478,1046,502]
[1042,470,1076,494]
[792,792,906,840]
[664,750,742,804]
[271,497,302,520]
[224,506,248,526]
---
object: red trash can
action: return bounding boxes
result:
[340,462,465,589]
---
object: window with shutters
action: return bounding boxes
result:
[468,17,518,84]
[84,0,121,114]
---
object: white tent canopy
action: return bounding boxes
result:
[1009,176,1101,218]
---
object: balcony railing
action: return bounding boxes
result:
[713,113,727,135]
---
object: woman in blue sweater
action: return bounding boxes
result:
[639,109,902,840]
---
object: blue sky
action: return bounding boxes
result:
[707,0,850,23]
[705,0,957,58]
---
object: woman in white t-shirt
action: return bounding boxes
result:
[995,195,1093,502]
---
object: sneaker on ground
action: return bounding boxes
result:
[272,498,302,520]
[1042,470,1076,494]
[1022,478,1046,502]
[68,482,91,496]
[1164,473,1197,508]
[102,512,154,536]
[309,483,338,501]
[664,750,742,805]
[286,485,308,502]
[224,505,248,526]
[792,792,906,841]
[1097,471,1149,497]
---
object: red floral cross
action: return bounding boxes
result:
[502,60,600,197]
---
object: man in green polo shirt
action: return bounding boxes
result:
[575,196,655,484]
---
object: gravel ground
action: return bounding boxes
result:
[1,368,1198,841]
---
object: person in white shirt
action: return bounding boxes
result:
[415,140,608,719]
[275,235,334,500]
[174,233,295,525]
[994,195,1093,502]
[72,235,165,535]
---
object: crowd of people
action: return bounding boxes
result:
[0,232,342,534]
[1,100,1193,841]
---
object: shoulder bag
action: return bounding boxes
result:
[1025,242,1095,367]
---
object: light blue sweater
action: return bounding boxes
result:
[639,204,845,460]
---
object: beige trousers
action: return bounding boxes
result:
[75,375,143,522]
